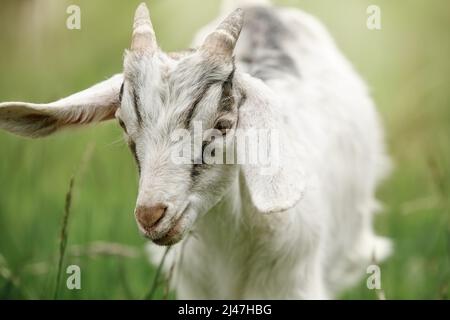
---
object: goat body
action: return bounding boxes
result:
[147,1,392,299]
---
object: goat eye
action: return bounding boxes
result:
[214,119,233,135]
[199,140,215,165]
[119,83,124,102]
[118,119,127,133]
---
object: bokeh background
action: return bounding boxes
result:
[0,0,449,299]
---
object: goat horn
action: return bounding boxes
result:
[201,8,244,58]
[131,3,157,53]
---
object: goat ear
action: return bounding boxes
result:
[0,74,123,138]
[237,75,306,214]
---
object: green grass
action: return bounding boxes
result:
[0,0,449,299]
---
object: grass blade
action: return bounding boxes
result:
[53,143,95,299]
[143,246,171,300]
[53,175,75,299]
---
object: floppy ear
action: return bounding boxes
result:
[0,74,123,138]
[237,74,306,214]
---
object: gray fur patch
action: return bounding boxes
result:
[240,7,299,80]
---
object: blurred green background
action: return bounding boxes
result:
[0,0,449,299]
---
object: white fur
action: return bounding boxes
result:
[0,0,391,299]
[148,1,392,299]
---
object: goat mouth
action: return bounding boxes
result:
[150,203,191,246]
[151,216,184,246]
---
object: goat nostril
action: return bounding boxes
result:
[136,203,167,230]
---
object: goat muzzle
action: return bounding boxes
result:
[135,203,167,232]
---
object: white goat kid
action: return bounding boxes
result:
[0,1,391,299]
